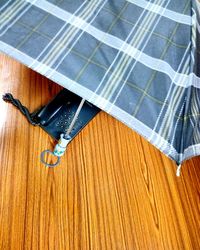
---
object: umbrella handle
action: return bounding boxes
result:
[40,134,71,167]
[40,98,84,167]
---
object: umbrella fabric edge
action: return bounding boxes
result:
[1,43,199,166]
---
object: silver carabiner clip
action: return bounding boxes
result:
[40,149,61,167]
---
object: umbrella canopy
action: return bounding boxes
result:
[0,0,200,165]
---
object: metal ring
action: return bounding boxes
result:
[40,150,61,167]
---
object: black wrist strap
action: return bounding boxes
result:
[3,89,100,141]
[3,93,40,125]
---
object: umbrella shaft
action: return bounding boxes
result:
[64,98,86,138]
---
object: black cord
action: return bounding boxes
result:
[2,93,40,125]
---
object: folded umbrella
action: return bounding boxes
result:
[0,0,200,172]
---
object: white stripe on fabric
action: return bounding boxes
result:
[167,98,186,159]
[29,0,88,69]
[51,0,157,84]
[0,0,37,36]
[0,0,13,12]
[105,0,171,111]
[29,0,106,73]
[158,58,190,151]
[99,0,167,101]
[0,0,24,25]
[90,0,165,106]
[156,0,198,156]
[190,90,200,144]
[47,0,107,78]
[155,65,189,151]
[196,19,200,34]
[149,43,191,158]
[25,0,200,89]
[180,143,200,163]
[38,0,105,69]
[149,43,190,143]
[126,0,191,25]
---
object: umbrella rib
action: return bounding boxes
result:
[64,98,86,138]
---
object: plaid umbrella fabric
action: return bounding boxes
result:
[0,0,200,165]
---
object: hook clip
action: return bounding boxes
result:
[40,149,61,167]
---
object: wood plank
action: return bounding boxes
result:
[0,54,199,249]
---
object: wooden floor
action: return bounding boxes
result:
[0,54,199,250]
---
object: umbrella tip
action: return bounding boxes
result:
[176,164,182,177]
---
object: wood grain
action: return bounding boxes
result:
[0,53,199,250]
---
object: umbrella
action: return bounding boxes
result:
[0,0,199,174]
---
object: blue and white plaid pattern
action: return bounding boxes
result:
[0,0,200,164]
